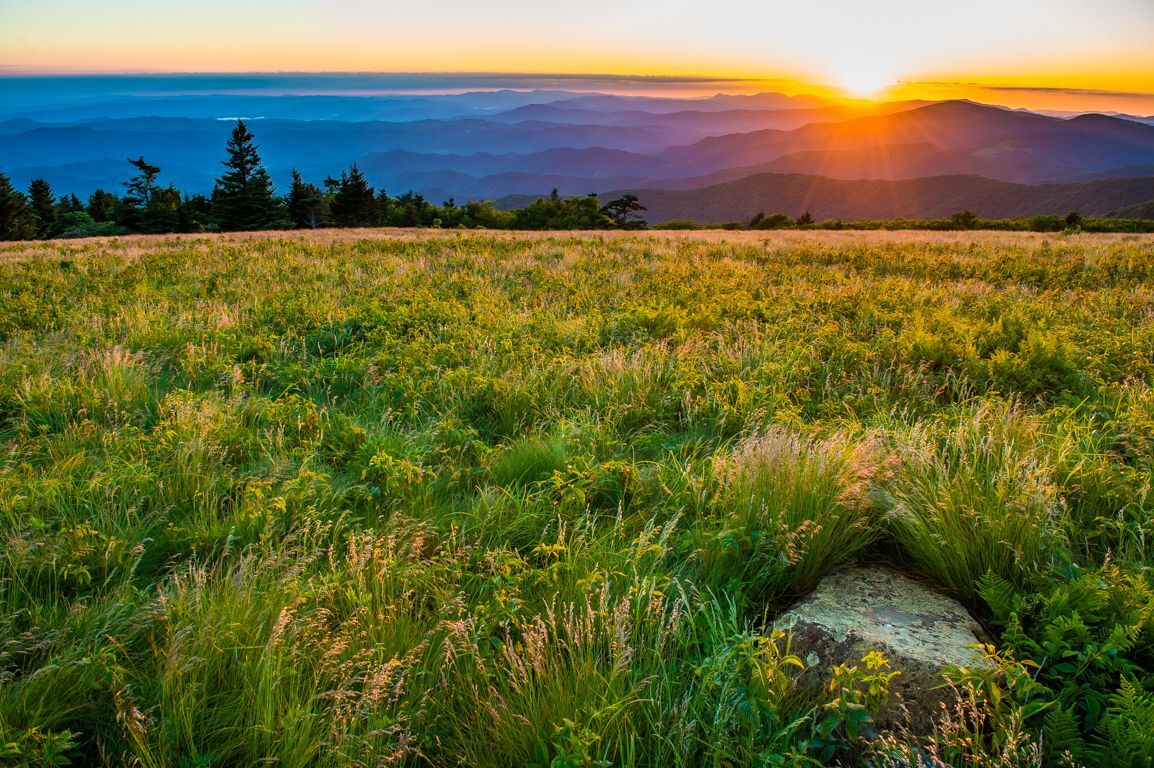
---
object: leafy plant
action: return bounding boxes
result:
[809,651,900,761]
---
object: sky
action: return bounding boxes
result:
[2,0,1153,112]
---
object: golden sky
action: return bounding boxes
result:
[2,0,1152,112]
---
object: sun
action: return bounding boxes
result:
[837,70,895,99]
[829,61,898,99]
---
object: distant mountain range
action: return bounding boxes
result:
[2,75,1152,224]
[588,174,1154,224]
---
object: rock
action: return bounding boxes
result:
[773,566,992,732]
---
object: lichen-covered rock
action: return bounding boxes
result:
[774,566,992,732]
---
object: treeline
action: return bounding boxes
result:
[0,120,649,241]
[657,208,1154,233]
[3,119,1153,240]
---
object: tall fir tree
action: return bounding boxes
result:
[212,120,287,231]
[329,163,379,228]
[286,170,327,229]
[0,171,37,241]
[27,178,57,238]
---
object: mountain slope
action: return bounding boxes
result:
[1111,199,1154,219]
[656,101,1154,181]
[607,173,1154,224]
[3,94,1153,204]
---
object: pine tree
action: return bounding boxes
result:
[87,189,120,222]
[0,171,37,241]
[61,193,84,214]
[600,194,647,230]
[212,120,287,231]
[329,163,378,228]
[144,185,183,234]
[123,157,160,207]
[178,194,212,233]
[118,157,164,232]
[286,170,327,229]
[376,189,392,223]
[28,178,57,238]
[389,191,434,227]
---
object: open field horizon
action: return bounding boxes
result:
[3,225,1153,253]
[4,74,1154,232]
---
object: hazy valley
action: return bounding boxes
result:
[4,75,1154,225]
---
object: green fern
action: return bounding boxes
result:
[1042,707,1088,767]
[1089,677,1154,768]
[979,571,1024,624]
[1001,611,1031,652]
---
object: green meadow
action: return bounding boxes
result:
[2,229,1154,767]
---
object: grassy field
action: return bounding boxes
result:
[2,229,1154,767]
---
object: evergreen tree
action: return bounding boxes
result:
[60,193,84,214]
[0,171,37,241]
[118,157,164,232]
[212,120,287,231]
[87,189,120,222]
[286,170,327,229]
[144,185,183,234]
[329,163,378,228]
[435,197,463,227]
[376,189,393,224]
[387,191,436,228]
[123,157,161,207]
[600,194,647,229]
[28,178,57,238]
[178,194,212,233]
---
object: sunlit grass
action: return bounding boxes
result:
[1,229,1152,766]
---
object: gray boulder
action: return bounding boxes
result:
[774,566,992,732]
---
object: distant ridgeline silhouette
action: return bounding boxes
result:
[3,94,1154,238]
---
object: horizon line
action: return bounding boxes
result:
[0,67,770,81]
[3,68,1151,100]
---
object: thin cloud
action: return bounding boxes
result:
[908,81,1154,99]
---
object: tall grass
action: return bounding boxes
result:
[881,403,1070,600]
[1,229,1152,766]
[700,427,884,603]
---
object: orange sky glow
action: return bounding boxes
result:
[2,0,1152,113]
